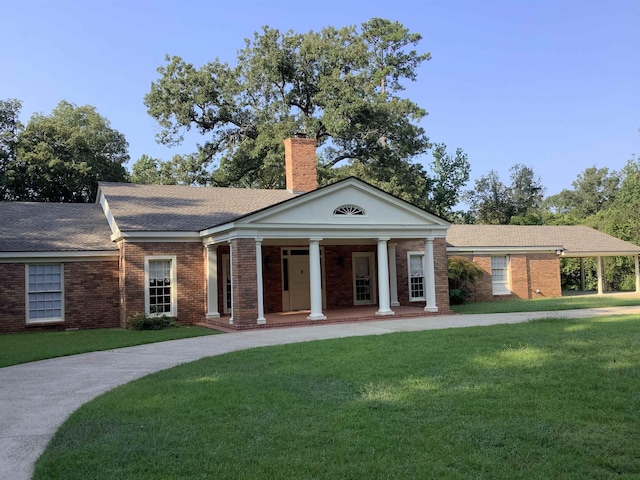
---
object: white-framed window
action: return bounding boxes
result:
[144,256,177,317]
[26,264,64,323]
[491,255,511,295]
[333,204,366,216]
[408,252,425,301]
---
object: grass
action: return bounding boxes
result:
[0,327,218,368]
[451,292,640,314]
[34,315,640,479]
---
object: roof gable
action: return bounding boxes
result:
[226,177,449,229]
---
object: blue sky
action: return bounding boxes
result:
[2,0,638,196]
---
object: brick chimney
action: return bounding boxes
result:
[284,137,317,193]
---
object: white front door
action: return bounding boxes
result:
[353,252,376,305]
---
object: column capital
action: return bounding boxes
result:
[377,237,391,242]
[309,237,323,243]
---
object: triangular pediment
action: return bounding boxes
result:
[236,178,450,228]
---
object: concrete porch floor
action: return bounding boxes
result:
[202,305,440,331]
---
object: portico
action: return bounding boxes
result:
[200,177,451,328]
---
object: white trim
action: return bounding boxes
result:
[376,239,394,316]
[114,232,201,242]
[407,251,426,302]
[98,193,121,239]
[0,251,118,262]
[255,238,266,324]
[352,252,376,306]
[491,255,511,296]
[202,225,449,245]
[206,246,220,318]
[25,263,64,324]
[447,246,561,255]
[424,238,438,312]
[144,255,178,317]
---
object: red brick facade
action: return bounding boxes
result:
[395,239,452,314]
[463,253,561,302]
[0,260,119,333]
[119,241,206,327]
[284,137,318,193]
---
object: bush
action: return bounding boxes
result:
[448,256,483,305]
[126,313,179,330]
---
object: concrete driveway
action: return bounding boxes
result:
[2,306,639,480]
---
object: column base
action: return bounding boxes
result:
[257,317,266,325]
[376,309,395,316]
[390,301,400,307]
[229,317,234,325]
[307,314,327,321]
[424,306,438,313]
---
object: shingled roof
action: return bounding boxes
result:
[98,182,296,232]
[0,202,117,252]
[447,225,640,255]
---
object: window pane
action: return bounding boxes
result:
[148,259,173,315]
[409,254,424,277]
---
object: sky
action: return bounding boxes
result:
[2,0,638,197]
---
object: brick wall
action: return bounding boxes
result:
[230,238,258,326]
[466,253,561,302]
[284,137,318,193]
[378,239,452,314]
[0,260,120,333]
[324,245,377,308]
[120,241,206,326]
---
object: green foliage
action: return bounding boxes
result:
[0,98,23,200]
[545,166,619,221]
[2,100,129,202]
[126,313,179,331]
[464,164,545,224]
[143,19,468,212]
[447,256,483,304]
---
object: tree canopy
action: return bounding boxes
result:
[1,100,129,202]
[143,18,469,213]
[463,164,545,225]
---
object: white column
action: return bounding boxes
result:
[255,238,266,324]
[635,255,640,293]
[388,242,399,307]
[307,238,326,321]
[376,238,394,316]
[228,242,234,325]
[424,238,438,312]
[206,245,220,318]
[597,256,604,295]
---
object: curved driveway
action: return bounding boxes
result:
[2,306,640,480]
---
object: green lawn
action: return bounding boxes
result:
[34,315,640,479]
[451,293,640,314]
[0,327,218,368]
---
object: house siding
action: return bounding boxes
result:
[0,260,120,333]
[119,242,206,326]
[464,253,561,302]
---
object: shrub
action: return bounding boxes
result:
[126,313,179,330]
[448,256,483,305]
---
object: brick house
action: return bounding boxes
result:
[447,224,640,301]
[1,137,639,333]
